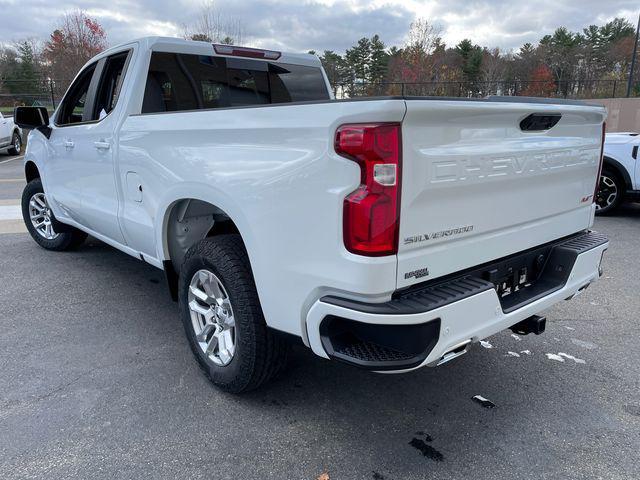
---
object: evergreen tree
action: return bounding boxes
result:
[318,50,351,92]
[455,39,483,83]
[368,34,388,84]
[3,42,41,99]
[345,37,371,85]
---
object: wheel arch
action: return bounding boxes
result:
[603,156,632,190]
[158,195,249,300]
[24,161,40,183]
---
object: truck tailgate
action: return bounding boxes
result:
[397,99,606,289]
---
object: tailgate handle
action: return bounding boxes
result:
[520,113,562,131]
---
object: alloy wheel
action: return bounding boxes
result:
[29,193,59,240]
[187,269,236,366]
[595,174,618,211]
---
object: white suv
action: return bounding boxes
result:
[0,112,22,155]
[597,132,640,214]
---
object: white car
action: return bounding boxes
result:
[0,112,22,155]
[597,132,640,214]
[14,37,609,392]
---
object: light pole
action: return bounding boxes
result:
[626,12,640,97]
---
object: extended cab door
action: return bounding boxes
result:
[46,50,132,244]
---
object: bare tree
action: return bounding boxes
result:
[183,1,244,45]
[390,19,444,85]
[405,19,442,57]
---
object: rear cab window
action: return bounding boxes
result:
[142,51,329,114]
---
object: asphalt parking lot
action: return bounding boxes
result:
[0,154,639,480]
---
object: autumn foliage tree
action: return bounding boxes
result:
[521,65,556,97]
[42,11,107,92]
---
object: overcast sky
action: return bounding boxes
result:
[0,0,638,53]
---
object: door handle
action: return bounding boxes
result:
[64,140,74,149]
[94,140,110,150]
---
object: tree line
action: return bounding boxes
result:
[0,9,638,110]
[314,18,639,98]
[0,2,242,109]
[0,11,107,107]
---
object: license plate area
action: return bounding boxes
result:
[481,245,553,301]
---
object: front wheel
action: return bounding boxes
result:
[178,235,289,393]
[595,169,623,215]
[21,178,87,250]
[7,132,21,155]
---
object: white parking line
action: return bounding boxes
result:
[0,203,25,234]
[0,155,24,165]
[0,205,21,220]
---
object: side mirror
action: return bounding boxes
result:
[14,106,51,138]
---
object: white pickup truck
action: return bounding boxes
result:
[0,112,22,155]
[15,37,609,392]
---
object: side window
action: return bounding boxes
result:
[93,51,130,120]
[56,63,97,125]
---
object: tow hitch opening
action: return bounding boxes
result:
[509,315,546,336]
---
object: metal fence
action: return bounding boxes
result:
[333,79,640,99]
[2,77,639,114]
[0,78,62,115]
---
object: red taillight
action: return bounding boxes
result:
[213,44,281,60]
[594,122,606,202]
[335,123,401,256]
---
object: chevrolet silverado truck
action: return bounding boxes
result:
[0,112,22,155]
[14,37,609,392]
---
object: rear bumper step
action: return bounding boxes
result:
[309,230,608,371]
[322,231,608,316]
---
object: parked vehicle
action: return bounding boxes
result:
[0,112,23,155]
[15,37,609,392]
[596,132,640,214]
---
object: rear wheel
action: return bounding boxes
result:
[595,168,623,215]
[178,235,289,393]
[21,178,87,250]
[7,132,21,155]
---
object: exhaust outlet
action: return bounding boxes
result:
[510,315,546,336]
[436,339,472,366]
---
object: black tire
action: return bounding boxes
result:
[595,168,623,215]
[7,131,21,155]
[21,178,87,250]
[178,235,289,393]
